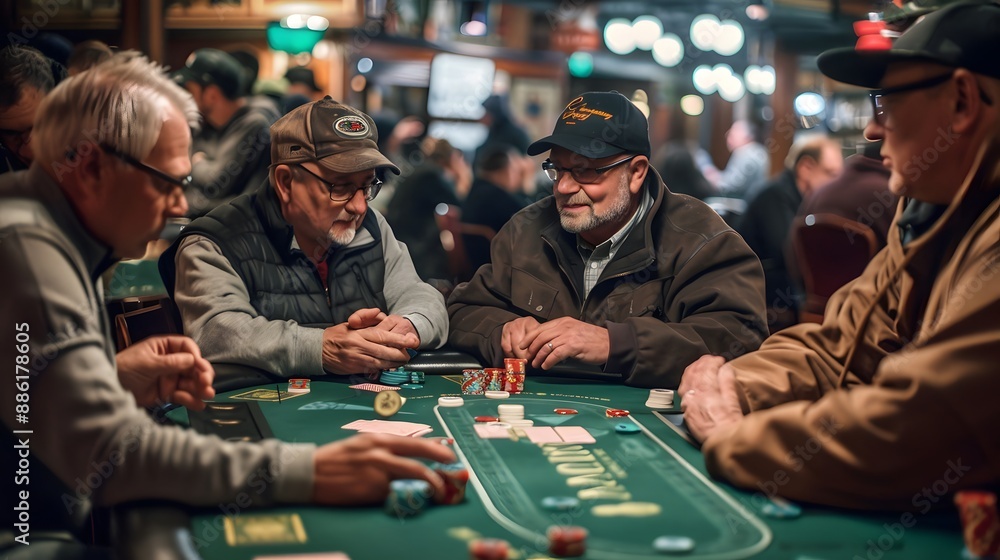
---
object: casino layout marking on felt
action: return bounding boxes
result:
[223,513,307,546]
[229,389,307,402]
[436,398,772,559]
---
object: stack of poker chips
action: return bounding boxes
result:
[461,369,486,395]
[379,367,410,386]
[547,525,588,557]
[502,358,526,394]
[408,370,425,384]
[384,479,433,518]
[955,491,1000,557]
[431,460,469,505]
[484,368,505,391]
[497,403,533,428]
[468,538,510,560]
[645,388,675,409]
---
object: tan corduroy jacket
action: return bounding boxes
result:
[703,136,1000,510]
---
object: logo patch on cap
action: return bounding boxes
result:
[333,116,369,138]
[561,96,614,124]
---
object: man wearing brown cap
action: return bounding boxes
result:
[161,97,448,379]
[680,0,1000,509]
[447,91,768,388]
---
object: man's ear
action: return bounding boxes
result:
[66,145,110,202]
[272,164,293,204]
[629,156,649,194]
[951,69,984,136]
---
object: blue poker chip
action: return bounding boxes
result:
[541,496,580,511]
[400,383,424,389]
[760,501,802,519]
[615,423,641,434]
[653,535,695,553]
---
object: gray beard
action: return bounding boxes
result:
[559,172,632,234]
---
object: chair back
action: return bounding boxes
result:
[433,204,496,283]
[790,213,878,323]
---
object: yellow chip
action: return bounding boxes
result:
[374,390,403,417]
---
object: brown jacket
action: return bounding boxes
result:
[447,169,768,388]
[704,139,1000,510]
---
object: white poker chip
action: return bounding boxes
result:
[485,390,510,399]
[646,388,675,408]
[506,419,534,427]
[438,396,465,407]
[497,404,524,416]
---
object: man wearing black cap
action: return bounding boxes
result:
[447,91,768,388]
[161,97,448,380]
[680,0,1000,509]
[174,48,275,217]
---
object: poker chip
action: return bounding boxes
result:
[431,461,469,505]
[956,491,1000,557]
[605,408,630,418]
[287,378,310,394]
[645,388,675,409]
[506,419,534,428]
[760,499,802,519]
[399,383,424,389]
[475,415,499,423]
[541,496,580,511]
[554,408,578,415]
[469,538,510,560]
[547,525,588,557]
[384,479,432,518]
[380,367,410,386]
[374,390,403,418]
[485,390,510,399]
[438,396,464,407]
[615,422,641,434]
[653,535,696,553]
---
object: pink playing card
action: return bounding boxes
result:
[554,426,596,444]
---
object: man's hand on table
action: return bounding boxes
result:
[678,355,744,443]
[323,310,419,374]
[312,433,456,505]
[508,317,610,370]
[116,335,215,411]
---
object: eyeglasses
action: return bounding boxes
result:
[295,164,382,202]
[99,143,192,192]
[869,72,996,126]
[542,155,637,184]
[0,126,32,150]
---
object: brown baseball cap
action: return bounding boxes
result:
[270,96,400,175]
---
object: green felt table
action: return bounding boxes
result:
[164,375,963,560]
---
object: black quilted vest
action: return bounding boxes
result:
[160,182,387,326]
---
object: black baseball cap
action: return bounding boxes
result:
[527,91,651,159]
[172,48,245,100]
[818,0,1000,88]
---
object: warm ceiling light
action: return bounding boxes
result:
[652,33,684,67]
[604,18,636,55]
[690,14,720,51]
[714,20,744,56]
[680,94,704,116]
[632,15,663,51]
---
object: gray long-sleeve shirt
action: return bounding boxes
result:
[172,209,448,377]
[0,166,315,534]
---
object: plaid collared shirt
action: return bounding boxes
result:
[576,189,653,299]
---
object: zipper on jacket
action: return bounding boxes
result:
[352,263,378,309]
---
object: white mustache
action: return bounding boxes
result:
[559,195,593,207]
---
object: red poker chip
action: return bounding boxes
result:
[605,408,630,418]
[955,491,1000,556]
[554,408,578,415]
[475,415,499,423]
[469,538,509,560]
[547,525,588,557]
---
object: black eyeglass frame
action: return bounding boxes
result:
[294,163,382,202]
[869,72,994,126]
[99,143,192,191]
[0,126,32,150]
[542,154,639,185]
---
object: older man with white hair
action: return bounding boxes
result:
[0,52,453,559]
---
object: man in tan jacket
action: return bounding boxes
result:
[680,0,1000,510]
